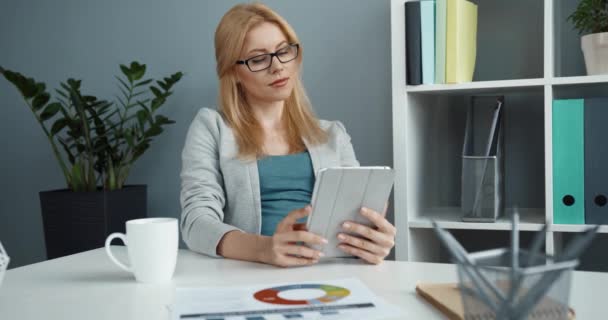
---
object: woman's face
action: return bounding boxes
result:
[235,22,299,106]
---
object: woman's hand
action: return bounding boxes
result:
[260,205,328,268]
[337,205,396,265]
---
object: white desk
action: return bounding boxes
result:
[0,247,606,319]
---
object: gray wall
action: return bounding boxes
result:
[0,0,393,268]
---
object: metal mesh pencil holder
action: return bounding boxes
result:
[0,241,9,288]
[457,248,578,320]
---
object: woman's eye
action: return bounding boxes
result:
[250,58,267,64]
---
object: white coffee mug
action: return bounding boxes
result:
[105,217,178,283]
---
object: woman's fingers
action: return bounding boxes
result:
[276,255,318,268]
[335,207,397,265]
[337,233,390,257]
[360,207,397,236]
[268,230,326,267]
[338,243,383,265]
[341,221,394,249]
[293,223,308,231]
[276,205,311,232]
[277,230,328,246]
[282,242,325,259]
[338,233,392,257]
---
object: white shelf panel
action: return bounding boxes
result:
[552,224,608,233]
[409,207,546,231]
[405,78,546,94]
[551,75,608,86]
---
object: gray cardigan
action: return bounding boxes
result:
[180,107,360,257]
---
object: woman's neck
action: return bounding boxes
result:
[250,100,286,131]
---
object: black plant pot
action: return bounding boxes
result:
[39,185,147,259]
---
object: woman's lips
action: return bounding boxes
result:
[269,77,289,87]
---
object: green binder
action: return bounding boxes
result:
[553,99,585,224]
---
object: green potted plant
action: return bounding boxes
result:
[568,0,608,75]
[0,62,183,259]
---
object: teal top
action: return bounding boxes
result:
[257,150,315,236]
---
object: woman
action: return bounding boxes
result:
[180,2,396,267]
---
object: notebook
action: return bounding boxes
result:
[416,282,575,320]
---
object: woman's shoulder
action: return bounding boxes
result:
[318,119,351,140]
[194,107,223,123]
[190,107,229,131]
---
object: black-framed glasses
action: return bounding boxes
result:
[236,43,299,72]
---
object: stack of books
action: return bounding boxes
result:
[405,0,478,85]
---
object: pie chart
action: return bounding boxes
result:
[254,284,350,305]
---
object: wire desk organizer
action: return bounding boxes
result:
[433,209,598,320]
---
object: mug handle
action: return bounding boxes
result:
[105,233,132,272]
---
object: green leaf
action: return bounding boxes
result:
[134,79,153,87]
[171,72,183,82]
[132,142,150,160]
[136,109,148,128]
[51,118,69,135]
[67,78,81,90]
[155,115,175,125]
[7,72,39,98]
[40,102,61,120]
[124,129,134,147]
[55,88,69,99]
[131,62,146,81]
[35,83,46,96]
[83,95,97,103]
[144,125,163,137]
[120,64,133,82]
[156,80,169,91]
[131,90,147,99]
[150,97,165,112]
[75,143,86,153]
[150,86,163,98]
[32,93,51,111]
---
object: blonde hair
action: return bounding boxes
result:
[214,2,328,160]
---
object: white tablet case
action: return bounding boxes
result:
[306,167,395,258]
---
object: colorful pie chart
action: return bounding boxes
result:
[253,284,350,305]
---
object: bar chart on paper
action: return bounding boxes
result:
[171,278,402,320]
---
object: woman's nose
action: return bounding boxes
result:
[269,56,284,74]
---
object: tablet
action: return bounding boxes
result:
[306,166,395,258]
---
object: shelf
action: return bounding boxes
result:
[551,75,608,86]
[404,76,608,96]
[552,78,608,99]
[551,224,608,233]
[408,207,546,231]
[391,0,608,266]
[406,78,546,95]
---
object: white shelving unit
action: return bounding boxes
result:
[390,0,608,270]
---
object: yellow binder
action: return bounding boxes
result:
[446,0,477,84]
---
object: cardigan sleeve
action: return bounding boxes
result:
[180,108,241,258]
[334,121,360,167]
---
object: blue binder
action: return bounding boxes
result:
[420,0,435,84]
[553,99,585,224]
[584,97,608,224]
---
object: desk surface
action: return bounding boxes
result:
[0,247,606,319]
